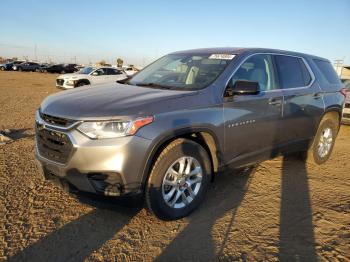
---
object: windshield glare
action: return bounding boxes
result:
[78,67,95,74]
[129,54,233,90]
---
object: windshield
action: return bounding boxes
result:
[78,67,95,74]
[129,53,234,90]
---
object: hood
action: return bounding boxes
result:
[40,83,199,120]
[57,73,88,80]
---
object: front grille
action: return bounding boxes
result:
[56,79,64,86]
[36,125,73,164]
[344,103,350,109]
[40,112,75,127]
[343,113,350,119]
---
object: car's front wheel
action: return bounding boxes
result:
[0,67,4,71]
[302,113,339,165]
[146,139,211,220]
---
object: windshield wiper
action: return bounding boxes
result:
[135,82,172,89]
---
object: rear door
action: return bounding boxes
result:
[223,54,284,163]
[274,55,324,145]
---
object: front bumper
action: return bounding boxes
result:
[35,120,152,196]
[56,79,75,89]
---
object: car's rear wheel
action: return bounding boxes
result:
[18,67,22,72]
[302,113,339,165]
[146,139,211,220]
[0,67,4,71]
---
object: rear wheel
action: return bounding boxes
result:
[146,139,211,220]
[0,67,4,71]
[18,67,22,72]
[302,113,339,165]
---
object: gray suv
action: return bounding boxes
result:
[35,48,345,220]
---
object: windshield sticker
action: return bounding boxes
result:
[209,54,236,60]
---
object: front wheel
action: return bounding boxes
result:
[302,114,339,165]
[146,139,211,220]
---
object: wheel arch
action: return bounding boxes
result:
[140,127,222,187]
[75,79,90,87]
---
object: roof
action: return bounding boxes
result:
[170,47,328,61]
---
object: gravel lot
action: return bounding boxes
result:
[0,71,349,262]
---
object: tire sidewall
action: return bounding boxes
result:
[147,140,211,220]
[311,118,338,164]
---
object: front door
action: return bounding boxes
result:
[223,54,283,164]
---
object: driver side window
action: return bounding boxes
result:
[230,54,276,91]
[93,68,107,76]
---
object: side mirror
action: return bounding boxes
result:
[91,72,98,76]
[225,80,260,97]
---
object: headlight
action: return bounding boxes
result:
[77,116,154,139]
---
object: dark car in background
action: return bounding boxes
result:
[0,60,25,71]
[42,63,78,74]
[13,62,40,72]
[35,47,345,220]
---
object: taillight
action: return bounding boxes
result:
[340,88,347,98]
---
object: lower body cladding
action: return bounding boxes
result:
[35,127,152,197]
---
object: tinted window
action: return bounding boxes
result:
[230,54,276,91]
[313,59,340,84]
[93,68,108,75]
[275,55,311,89]
[107,68,122,75]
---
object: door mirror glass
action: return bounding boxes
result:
[91,71,99,76]
[228,80,260,96]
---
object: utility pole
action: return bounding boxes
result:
[34,44,37,61]
[334,59,344,76]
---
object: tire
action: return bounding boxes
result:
[302,113,339,165]
[145,138,211,220]
[60,70,66,74]
[76,81,88,87]
[0,67,4,71]
[18,67,22,72]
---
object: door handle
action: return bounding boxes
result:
[268,98,282,106]
[314,92,322,99]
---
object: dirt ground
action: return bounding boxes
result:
[0,71,349,262]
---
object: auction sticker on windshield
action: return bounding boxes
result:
[208,54,236,60]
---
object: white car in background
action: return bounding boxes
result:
[56,66,128,89]
[342,91,350,124]
[122,65,139,76]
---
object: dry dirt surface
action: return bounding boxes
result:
[0,71,349,262]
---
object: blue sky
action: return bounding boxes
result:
[0,0,349,66]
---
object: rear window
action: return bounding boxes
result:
[313,59,340,84]
[275,55,312,89]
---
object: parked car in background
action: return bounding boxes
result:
[55,66,128,89]
[0,60,25,71]
[13,62,40,72]
[342,88,350,124]
[36,63,51,72]
[122,65,139,76]
[42,63,78,74]
[36,47,345,220]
